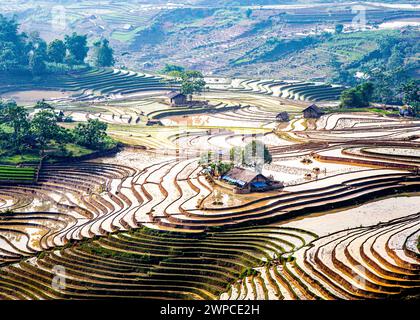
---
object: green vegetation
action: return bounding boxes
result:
[166,69,206,97]
[230,28,418,92]
[401,80,420,116]
[74,119,117,151]
[0,15,114,76]
[332,30,419,107]
[340,82,373,108]
[161,64,185,74]
[324,107,398,116]
[334,24,344,34]
[239,268,260,279]
[230,141,272,169]
[0,165,36,182]
[111,26,147,43]
[0,100,116,164]
[64,33,89,65]
[92,39,115,67]
[232,36,319,65]
[47,39,66,64]
[339,79,419,116]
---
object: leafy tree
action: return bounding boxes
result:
[0,14,29,73]
[34,99,54,110]
[64,33,88,65]
[401,79,420,116]
[73,119,112,150]
[161,64,184,74]
[29,52,46,75]
[30,110,63,155]
[93,39,115,67]
[0,101,29,150]
[48,39,66,63]
[230,141,272,169]
[340,88,363,108]
[245,8,253,19]
[26,32,48,75]
[243,140,272,167]
[359,82,374,103]
[340,82,373,108]
[169,70,206,98]
[230,146,243,165]
[335,24,344,34]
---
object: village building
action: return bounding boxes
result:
[399,106,414,117]
[221,167,283,194]
[303,104,323,119]
[276,111,289,122]
[146,119,163,126]
[166,91,187,107]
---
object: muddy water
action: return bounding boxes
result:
[279,195,420,237]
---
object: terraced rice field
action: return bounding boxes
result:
[0,68,174,99]
[207,78,347,102]
[0,71,419,300]
[0,166,37,184]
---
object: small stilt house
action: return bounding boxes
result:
[166,91,187,107]
[276,111,289,122]
[303,104,323,119]
[221,167,282,193]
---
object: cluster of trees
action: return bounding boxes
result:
[0,100,116,159]
[333,31,419,109]
[340,79,419,116]
[230,140,272,169]
[161,64,207,97]
[199,141,272,175]
[0,15,115,76]
[401,79,420,116]
[340,82,374,108]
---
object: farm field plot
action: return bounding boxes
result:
[0,48,419,303]
[1,83,419,301]
[0,166,37,184]
[0,0,419,304]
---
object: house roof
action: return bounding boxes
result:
[222,167,267,186]
[166,91,185,99]
[303,104,323,114]
[276,112,289,120]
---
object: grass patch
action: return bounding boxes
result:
[111,26,147,43]
[325,107,399,116]
[62,143,93,157]
[0,152,40,165]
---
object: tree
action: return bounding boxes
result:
[161,64,184,74]
[64,33,88,65]
[335,24,344,34]
[340,82,373,108]
[245,8,253,19]
[401,79,420,116]
[29,52,46,75]
[340,88,363,108]
[73,119,110,150]
[359,82,374,104]
[30,110,62,155]
[170,70,206,98]
[230,141,272,171]
[93,39,115,67]
[243,140,272,167]
[48,39,66,63]
[27,33,48,75]
[34,99,54,109]
[0,14,29,73]
[0,102,29,150]
[230,146,243,165]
